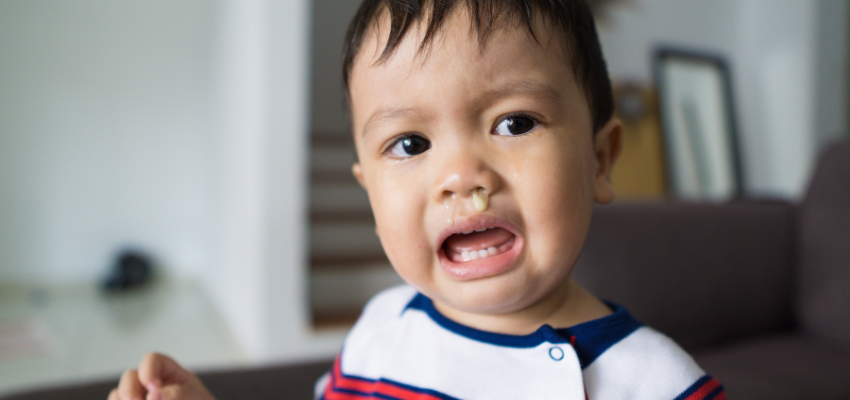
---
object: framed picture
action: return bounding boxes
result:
[654,48,743,200]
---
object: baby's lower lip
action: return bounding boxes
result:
[438,235,522,280]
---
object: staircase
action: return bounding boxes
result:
[309,133,403,328]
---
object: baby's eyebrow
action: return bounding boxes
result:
[480,79,565,105]
[361,106,419,139]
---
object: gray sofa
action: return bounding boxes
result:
[5,139,848,399]
[574,139,850,399]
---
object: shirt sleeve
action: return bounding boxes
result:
[672,375,726,400]
[314,363,333,400]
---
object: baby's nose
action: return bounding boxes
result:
[430,147,499,206]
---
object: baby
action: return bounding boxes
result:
[110,0,724,399]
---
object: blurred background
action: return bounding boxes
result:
[0,0,847,396]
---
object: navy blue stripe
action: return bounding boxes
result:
[555,303,642,369]
[330,386,374,397]
[704,385,725,400]
[381,377,463,400]
[329,387,405,400]
[405,293,568,347]
[404,293,643,366]
[673,375,713,400]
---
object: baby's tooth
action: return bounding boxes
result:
[469,251,479,260]
[478,249,488,258]
[487,247,498,255]
[474,228,486,232]
[462,230,473,234]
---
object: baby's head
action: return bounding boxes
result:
[344,0,621,328]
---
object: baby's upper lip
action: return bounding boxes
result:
[436,215,521,249]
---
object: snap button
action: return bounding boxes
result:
[549,346,564,361]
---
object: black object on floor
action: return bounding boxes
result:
[102,250,153,292]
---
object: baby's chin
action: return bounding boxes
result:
[429,280,546,317]
[422,270,576,331]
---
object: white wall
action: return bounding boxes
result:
[598,0,849,198]
[207,0,346,363]
[0,1,216,283]
[0,0,336,363]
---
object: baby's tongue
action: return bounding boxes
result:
[443,228,514,253]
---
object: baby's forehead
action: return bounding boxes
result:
[358,6,571,72]
[349,14,575,111]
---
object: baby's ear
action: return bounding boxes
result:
[352,163,366,189]
[592,118,623,204]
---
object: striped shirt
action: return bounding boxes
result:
[318,285,724,400]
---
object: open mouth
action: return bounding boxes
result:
[441,227,517,263]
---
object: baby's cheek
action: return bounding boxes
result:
[375,200,421,260]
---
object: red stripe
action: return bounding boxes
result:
[324,355,446,400]
[321,360,364,400]
[683,378,722,400]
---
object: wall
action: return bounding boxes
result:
[814,0,850,149]
[0,1,216,283]
[598,0,849,198]
[309,0,362,136]
[0,0,333,363]
[207,0,347,363]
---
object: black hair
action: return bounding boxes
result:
[341,0,614,135]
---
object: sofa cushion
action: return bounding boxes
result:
[574,200,795,349]
[692,333,850,400]
[797,139,850,343]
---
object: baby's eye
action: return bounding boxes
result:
[493,115,539,136]
[387,134,430,157]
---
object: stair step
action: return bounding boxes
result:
[310,220,384,260]
[311,254,389,269]
[312,132,352,146]
[309,132,396,329]
[312,311,361,330]
[311,136,356,177]
[310,262,402,326]
[310,181,370,215]
[311,211,373,225]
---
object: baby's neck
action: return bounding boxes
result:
[433,279,613,336]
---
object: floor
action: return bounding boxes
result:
[0,277,247,397]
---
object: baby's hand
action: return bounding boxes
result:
[108,353,216,400]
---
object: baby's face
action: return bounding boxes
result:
[349,12,618,326]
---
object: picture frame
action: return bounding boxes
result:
[654,48,743,200]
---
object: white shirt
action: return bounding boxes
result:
[317,285,724,400]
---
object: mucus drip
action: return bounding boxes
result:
[472,187,489,212]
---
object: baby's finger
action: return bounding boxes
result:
[107,388,119,400]
[117,369,146,400]
[138,352,189,389]
[159,385,183,400]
